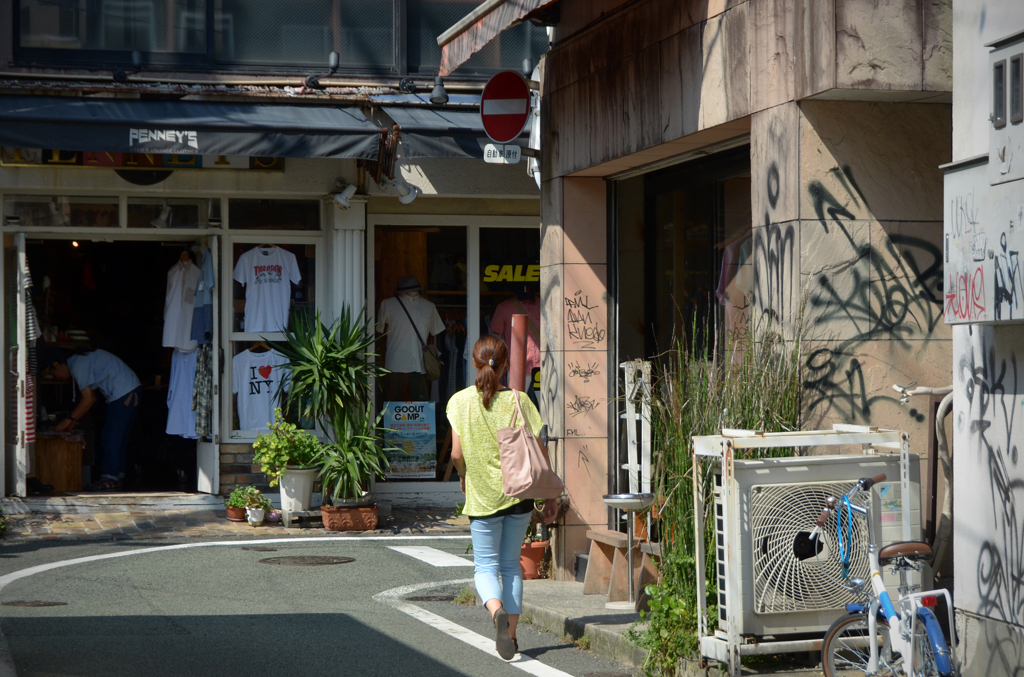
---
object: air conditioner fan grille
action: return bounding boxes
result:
[750,481,869,614]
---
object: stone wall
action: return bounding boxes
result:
[218,443,265,496]
[751,99,951,459]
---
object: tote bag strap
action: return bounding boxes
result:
[509,389,530,432]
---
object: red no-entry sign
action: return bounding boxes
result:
[480,71,531,144]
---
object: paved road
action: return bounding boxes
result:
[0,536,636,676]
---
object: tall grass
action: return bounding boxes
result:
[628,322,803,674]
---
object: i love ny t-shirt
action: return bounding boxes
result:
[233,246,302,332]
[232,349,289,430]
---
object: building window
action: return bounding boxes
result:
[229,199,320,231]
[214,0,394,68]
[1011,54,1023,125]
[18,0,207,54]
[994,60,1007,129]
[3,195,119,228]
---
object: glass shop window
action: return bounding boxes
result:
[479,228,541,392]
[18,0,207,53]
[127,198,221,228]
[229,199,320,231]
[3,195,119,228]
[374,225,467,481]
[231,243,316,334]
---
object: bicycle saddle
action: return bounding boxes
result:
[878,541,932,564]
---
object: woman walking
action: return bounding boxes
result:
[447,335,548,660]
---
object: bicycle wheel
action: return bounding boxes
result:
[822,613,899,677]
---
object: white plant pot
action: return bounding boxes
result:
[280,466,318,513]
[245,507,265,525]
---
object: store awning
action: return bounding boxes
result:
[387,106,518,159]
[437,0,559,76]
[0,96,382,159]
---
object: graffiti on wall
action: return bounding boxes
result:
[955,325,1024,676]
[945,167,1024,324]
[752,161,945,425]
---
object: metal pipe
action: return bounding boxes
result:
[930,391,954,576]
[510,313,527,392]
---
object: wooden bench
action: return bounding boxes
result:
[635,542,662,612]
[583,529,650,604]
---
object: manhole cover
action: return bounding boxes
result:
[259,556,355,566]
[406,595,456,603]
[242,546,278,552]
[2,601,67,607]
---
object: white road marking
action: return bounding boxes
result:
[388,545,474,567]
[0,534,470,677]
[375,581,574,677]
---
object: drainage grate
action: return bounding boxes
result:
[259,556,355,566]
[242,547,278,552]
[406,595,456,603]
[2,601,67,607]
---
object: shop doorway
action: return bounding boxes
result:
[17,237,219,494]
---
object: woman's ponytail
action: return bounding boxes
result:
[472,335,508,410]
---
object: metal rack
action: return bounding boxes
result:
[693,425,913,676]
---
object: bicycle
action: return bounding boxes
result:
[809,473,958,677]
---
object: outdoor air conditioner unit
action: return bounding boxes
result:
[713,454,921,638]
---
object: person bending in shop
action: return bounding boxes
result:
[45,349,142,492]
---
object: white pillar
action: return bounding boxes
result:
[328,195,367,322]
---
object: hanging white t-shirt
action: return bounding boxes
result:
[232,246,302,333]
[166,348,199,439]
[232,349,289,431]
[375,294,445,374]
[163,260,200,351]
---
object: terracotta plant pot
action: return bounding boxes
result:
[321,504,379,531]
[225,506,246,522]
[520,541,549,580]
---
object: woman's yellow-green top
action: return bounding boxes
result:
[446,387,544,517]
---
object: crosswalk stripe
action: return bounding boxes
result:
[375,580,574,677]
[388,545,474,567]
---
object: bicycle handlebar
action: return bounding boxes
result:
[816,496,837,527]
[859,473,887,490]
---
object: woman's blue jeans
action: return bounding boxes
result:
[471,511,532,614]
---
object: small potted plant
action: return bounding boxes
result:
[235,486,272,526]
[521,506,550,580]
[253,408,321,513]
[224,486,249,522]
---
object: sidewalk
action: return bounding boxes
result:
[0,494,470,543]
[512,580,826,677]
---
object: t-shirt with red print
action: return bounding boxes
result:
[232,349,289,431]
[233,246,302,333]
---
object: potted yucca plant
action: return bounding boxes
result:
[270,308,394,531]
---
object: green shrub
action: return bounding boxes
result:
[225,485,271,512]
[252,408,322,487]
[629,320,803,674]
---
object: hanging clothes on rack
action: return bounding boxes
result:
[166,348,199,439]
[191,247,215,344]
[192,344,213,439]
[163,255,200,352]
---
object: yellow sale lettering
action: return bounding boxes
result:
[482,264,541,283]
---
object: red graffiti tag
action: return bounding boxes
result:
[945,267,987,320]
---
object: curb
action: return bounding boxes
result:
[520,598,649,669]
[469,583,648,669]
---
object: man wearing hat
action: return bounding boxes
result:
[376,276,445,401]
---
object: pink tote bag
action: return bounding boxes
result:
[498,390,565,499]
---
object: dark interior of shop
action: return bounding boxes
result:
[29,239,200,492]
